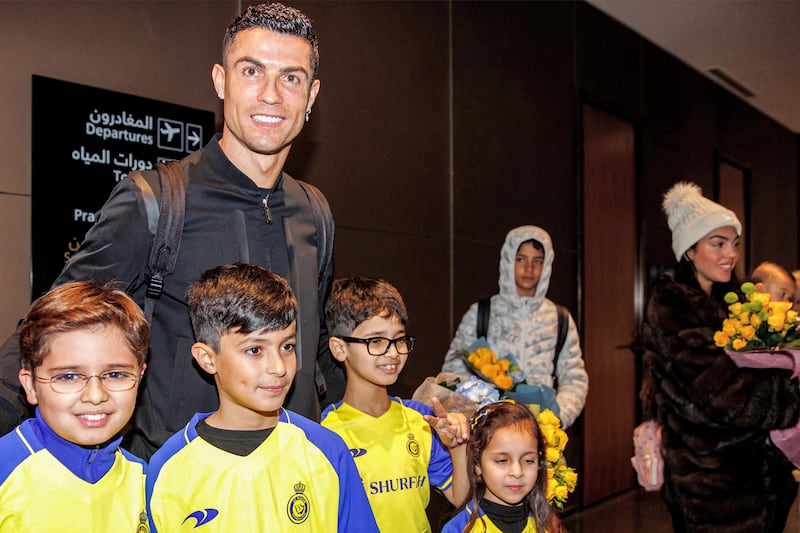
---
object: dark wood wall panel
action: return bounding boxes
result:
[640,44,719,268]
[715,88,799,270]
[582,105,638,505]
[575,2,642,119]
[451,1,578,325]
[290,1,452,396]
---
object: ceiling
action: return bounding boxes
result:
[586,0,800,134]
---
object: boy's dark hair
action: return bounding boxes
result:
[325,277,407,338]
[19,281,150,371]
[187,264,297,352]
[460,401,559,533]
[222,2,319,79]
[518,238,544,253]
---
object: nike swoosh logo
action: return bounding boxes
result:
[350,448,367,458]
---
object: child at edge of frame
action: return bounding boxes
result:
[321,276,469,532]
[0,281,150,531]
[145,264,378,532]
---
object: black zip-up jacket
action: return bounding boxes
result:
[0,136,345,459]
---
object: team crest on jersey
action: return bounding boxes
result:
[137,510,149,533]
[287,480,310,524]
[406,432,420,457]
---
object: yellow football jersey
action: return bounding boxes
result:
[0,418,148,533]
[442,503,537,533]
[147,410,378,532]
[321,398,454,533]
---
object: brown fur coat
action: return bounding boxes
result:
[641,270,799,533]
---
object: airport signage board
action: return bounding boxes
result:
[31,75,215,298]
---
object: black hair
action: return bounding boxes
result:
[518,238,544,253]
[186,264,297,352]
[222,2,319,79]
[676,252,740,302]
[325,277,407,338]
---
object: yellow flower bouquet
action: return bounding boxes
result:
[714,282,800,377]
[535,407,578,509]
[457,339,562,417]
[714,282,800,467]
[456,339,524,391]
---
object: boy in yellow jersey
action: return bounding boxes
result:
[0,281,150,532]
[146,265,378,532]
[321,277,470,532]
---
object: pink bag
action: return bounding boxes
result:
[631,420,664,491]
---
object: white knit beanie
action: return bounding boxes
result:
[662,182,742,261]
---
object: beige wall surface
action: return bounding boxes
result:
[0,1,234,338]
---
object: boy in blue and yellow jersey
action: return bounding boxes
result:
[321,277,470,533]
[0,281,150,532]
[146,264,378,532]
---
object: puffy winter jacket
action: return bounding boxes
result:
[442,225,588,428]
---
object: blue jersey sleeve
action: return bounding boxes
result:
[286,411,379,532]
[0,425,35,485]
[441,506,472,533]
[146,413,204,533]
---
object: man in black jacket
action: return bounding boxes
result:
[0,3,344,459]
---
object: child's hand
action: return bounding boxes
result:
[423,397,469,448]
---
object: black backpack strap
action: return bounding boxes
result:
[476,297,491,339]
[296,180,334,287]
[296,180,335,397]
[130,161,186,322]
[552,304,569,388]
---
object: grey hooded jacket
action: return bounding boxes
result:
[441,225,588,427]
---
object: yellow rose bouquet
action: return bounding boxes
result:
[456,339,525,391]
[535,407,578,509]
[714,282,800,468]
[714,281,800,377]
[457,339,562,417]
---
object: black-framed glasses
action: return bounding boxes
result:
[34,371,141,394]
[340,335,416,356]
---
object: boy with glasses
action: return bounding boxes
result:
[322,277,469,532]
[0,281,150,531]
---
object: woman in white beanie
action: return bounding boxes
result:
[638,182,800,532]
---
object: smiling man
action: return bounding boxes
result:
[0,3,344,460]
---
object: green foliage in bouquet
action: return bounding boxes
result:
[714,282,800,351]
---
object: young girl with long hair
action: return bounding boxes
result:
[442,401,563,533]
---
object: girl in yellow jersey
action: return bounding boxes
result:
[442,402,563,533]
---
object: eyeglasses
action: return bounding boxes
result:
[34,371,141,394]
[339,335,416,356]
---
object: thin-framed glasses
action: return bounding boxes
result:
[339,335,416,356]
[33,370,141,394]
